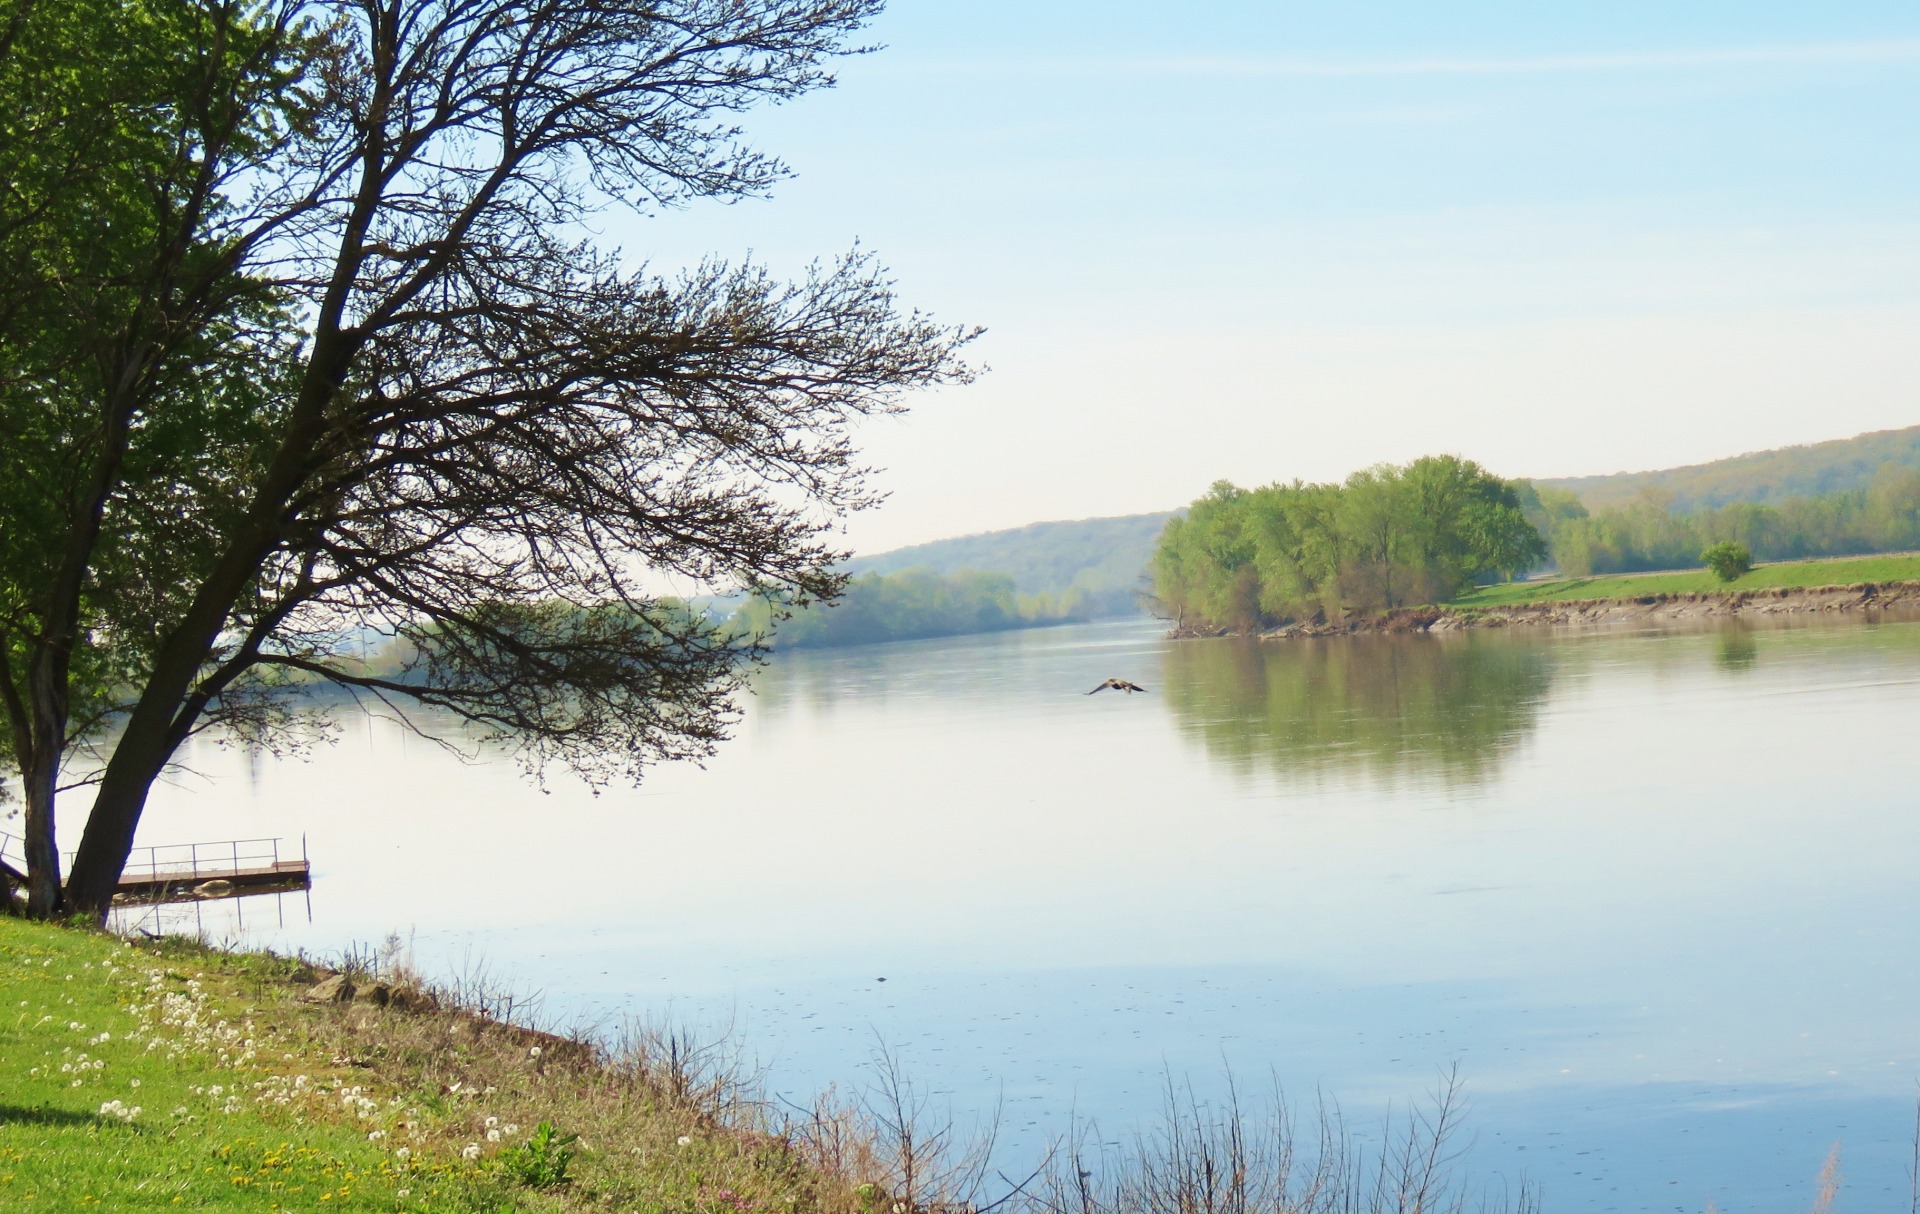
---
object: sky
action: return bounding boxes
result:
[613,1,1920,555]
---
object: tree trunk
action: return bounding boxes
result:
[21,659,68,918]
[64,706,179,918]
[63,780,144,919]
[21,750,62,918]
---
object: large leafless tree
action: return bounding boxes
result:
[0,0,973,917]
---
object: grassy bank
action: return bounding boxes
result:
[1451,552,1920,609]
[0,916,868,1212]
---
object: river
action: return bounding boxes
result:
[105,614,1920,1212]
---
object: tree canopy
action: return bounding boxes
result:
[0,0,972,916]
[1700,541,1754,583]
[1152,456,1545,633]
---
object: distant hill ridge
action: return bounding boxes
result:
[845,511,1175,616]
[1536,423,1920,512]
[850,424,1920,614]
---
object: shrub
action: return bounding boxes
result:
[501,1121,578,1188]
[1701,541,1753,582]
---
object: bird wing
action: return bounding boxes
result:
[1086,683,1107,694]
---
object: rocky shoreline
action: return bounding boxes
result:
[1170,581,1920,641]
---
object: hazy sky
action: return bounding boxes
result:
[617,1,1920,555]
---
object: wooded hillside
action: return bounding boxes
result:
[1540,424,1920,512]
[846,512,1173,618]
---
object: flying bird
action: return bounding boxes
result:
[1087,678,1148,695]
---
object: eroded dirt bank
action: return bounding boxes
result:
[1171,581,1920,640]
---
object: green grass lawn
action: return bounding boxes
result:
[1450,552,1920,609]
[0,917,457,1211]
[0,916,856,1213]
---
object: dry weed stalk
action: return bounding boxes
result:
[791,1083,891,1190]
[1031,1064,1533,1214]
[857,1041,1010,1214]
[1910,1090,1920,1214]
[1807,1144,1841,1214]
[611,1015,765,1125]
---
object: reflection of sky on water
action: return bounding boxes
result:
[108,616,1920,1212]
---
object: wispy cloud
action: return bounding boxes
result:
[891,39,1920,80]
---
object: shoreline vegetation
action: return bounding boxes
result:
[1168,555,1920,641]
[1,914,1534,1213]
[1150,450,1920,644]
[727,548,1920,654]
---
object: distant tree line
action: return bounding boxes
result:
[845,512,1169,619]
[730,568,1095,649]
[1537,464,1920,576]
[1153,456,1545,632]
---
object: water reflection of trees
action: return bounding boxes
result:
[1714,623,1759,672]
[1161,633,1554,788]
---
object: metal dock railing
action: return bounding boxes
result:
[0,832,311,904]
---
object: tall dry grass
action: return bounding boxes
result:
[1027,1066,1534,1214]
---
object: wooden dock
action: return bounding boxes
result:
[1,834,311,905]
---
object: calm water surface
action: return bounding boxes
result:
[108,616,1920,1212]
